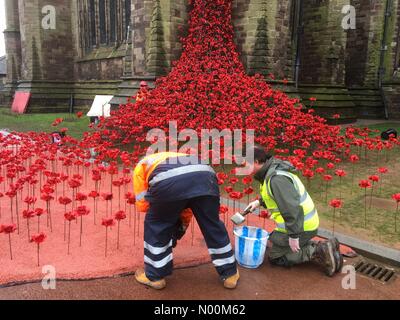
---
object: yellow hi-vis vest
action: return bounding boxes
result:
[260,170,319,233]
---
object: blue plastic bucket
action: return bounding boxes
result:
[233,226,269,268]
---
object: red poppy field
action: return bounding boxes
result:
[1,0,400,285]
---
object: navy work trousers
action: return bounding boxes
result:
[144,195,237,281]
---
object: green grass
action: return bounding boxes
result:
[306,148,400,248]
[0,109,91,139]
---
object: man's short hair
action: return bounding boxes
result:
[253,145,272,163]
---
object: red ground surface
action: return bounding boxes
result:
[1,260,398,300]
[0,163,355,287]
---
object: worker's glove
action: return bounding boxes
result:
[289,237,300,253]
[172,220,188,248]
[175,223,188,240]
[245,200,260,214]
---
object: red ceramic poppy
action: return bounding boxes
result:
[329,199,343,209]
[0,224,17,234]
[378,167,388,174]
[74,205,90,216]
[59,196,72,205]
[392,193,400,203]
[102,218,115,227]
[115,211,127,221]
[64,212,77,221]
[359,180,372,188]
[75,192,87,202]
[219,205,228,215]
[102,193,113,201]
[34,208,45,217]
[30,232,46,244]
[88,191,100,198]
[368,175,379,183]
[22,209,35,219]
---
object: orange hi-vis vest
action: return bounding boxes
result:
[133,152,193,226]
[135,89,149,102]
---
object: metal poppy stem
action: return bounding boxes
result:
[93,198,96,225]
[79,215,83,247]
[129,204,132,227]
[37,243,40,267]
[64,206,67,241]
[364,188,367,228]
[10,198,13,223]
[325,181,329,203]
[118,187,121,211]
[67,220,71,255]
[369,182,374,209]
[117,220,120,250]
[105,227,108,257]
[15,197,20,234]
[8,233,13,260]
[27,218,30,242]
[47,202,53,232]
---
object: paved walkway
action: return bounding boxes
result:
[0,257,398,300]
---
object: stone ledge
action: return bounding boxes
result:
[76,45,127,62]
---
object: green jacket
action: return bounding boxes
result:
[254,157,305,238]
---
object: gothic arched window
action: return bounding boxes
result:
[125,0,131,39]
[89,0,96,47]
[78,0,132,55]
[394,26,400,74]
[99,0,107,44]
[109,0,117,43]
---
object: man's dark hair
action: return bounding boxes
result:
[253,145,272,163]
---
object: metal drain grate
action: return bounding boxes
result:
[354,260,397,284]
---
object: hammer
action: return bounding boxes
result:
[230,206,253,225]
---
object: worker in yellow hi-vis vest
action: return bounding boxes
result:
[244,145,343,277]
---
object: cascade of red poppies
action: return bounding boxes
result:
[82,0,348,165]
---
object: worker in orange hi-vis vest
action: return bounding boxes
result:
[133,152,239,290]
[135,81,150,102]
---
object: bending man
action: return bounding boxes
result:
[133,152,239,289]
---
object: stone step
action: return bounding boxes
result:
[268,85,385,123]
[349,88,385,119]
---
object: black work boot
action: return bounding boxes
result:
[311,240,337,277]
[330,237,343,273]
